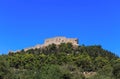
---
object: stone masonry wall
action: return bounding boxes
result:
[24,37,79,51]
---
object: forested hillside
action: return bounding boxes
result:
[0,43,120,79]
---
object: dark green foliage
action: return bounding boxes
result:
[39,65,63,79]
[1,43,119,79]
[0,56,12,79]
[75,54,93,71]
[59,43,73,54]
[112,59,120,79]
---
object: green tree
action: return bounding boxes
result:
[59,43,73,54]
[112,59,120,79]
[39,65,63,79]
[75,54,93,71]
[0,56,12,79]
[94,56,109,70]
[45,44,57,54]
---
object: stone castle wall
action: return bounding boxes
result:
[24,37,79,51]
[44,37,78,46]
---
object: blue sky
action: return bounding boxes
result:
[0,0,120,56]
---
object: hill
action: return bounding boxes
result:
[0,43,120,79]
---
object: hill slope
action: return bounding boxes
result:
[0,43,120,79]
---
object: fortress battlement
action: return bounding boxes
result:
[44,37,78,46]
[23,36,79,51]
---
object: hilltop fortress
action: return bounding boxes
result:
[24,37,79,51]
[44,37,78,46]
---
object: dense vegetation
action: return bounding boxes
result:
[0,43,120,79]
